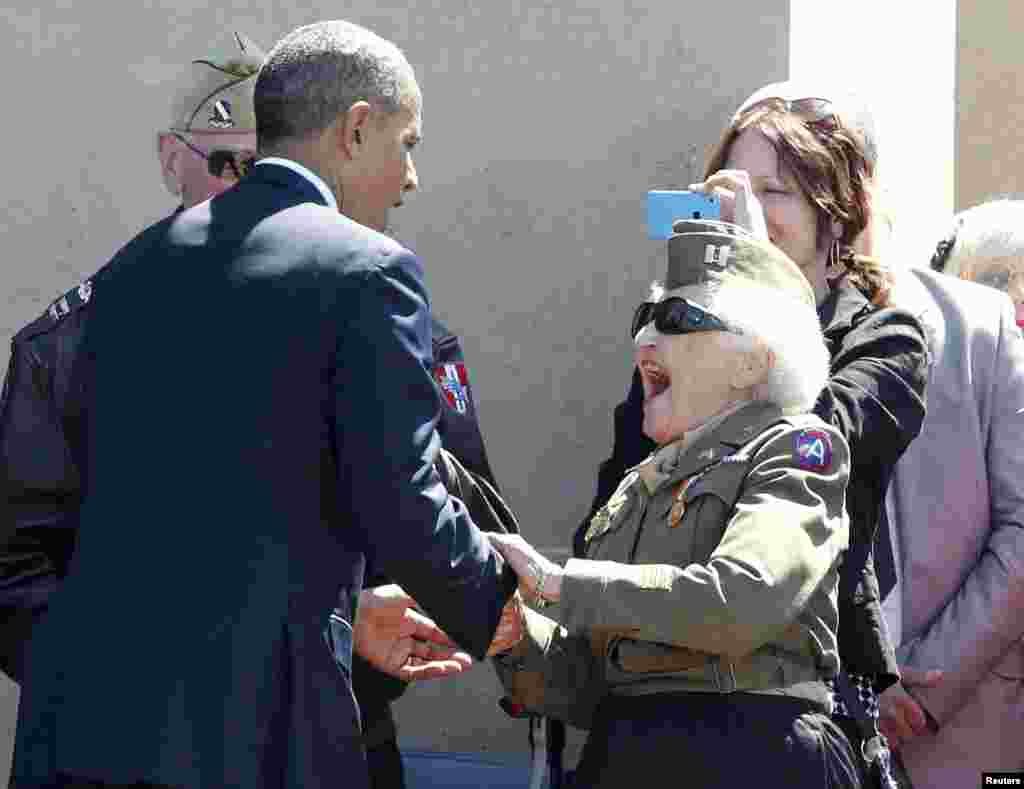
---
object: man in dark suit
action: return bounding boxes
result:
[10,20,519,789]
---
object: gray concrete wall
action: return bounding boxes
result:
[789,0,957,267]
[956,0,1024,209]
[1,0,789,780]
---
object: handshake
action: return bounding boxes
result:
[355,534,559,681]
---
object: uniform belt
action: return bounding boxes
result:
[593,631,823,694]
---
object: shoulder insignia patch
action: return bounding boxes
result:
[795,429,832,471]
[434,362,470,415]
[45,278,93,324]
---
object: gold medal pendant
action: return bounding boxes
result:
[668,479,690,528]
[668,499,686,528]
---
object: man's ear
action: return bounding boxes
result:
[730,339,773,390]
[337,101,373,159]
[157,132,182,197]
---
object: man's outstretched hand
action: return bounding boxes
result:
[355,584,473,681]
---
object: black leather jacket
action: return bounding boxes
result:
[576,278,929,689]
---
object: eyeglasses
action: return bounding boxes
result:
[172,132,257,180]
[631,297,737,340]
[742,96,839,133]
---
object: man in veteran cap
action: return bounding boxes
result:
[488,219,860,786]
[0,29,263,689]
[157,31,263,208]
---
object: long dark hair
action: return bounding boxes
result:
[705,104,892,305]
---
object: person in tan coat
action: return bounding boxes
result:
[489,220,861,788]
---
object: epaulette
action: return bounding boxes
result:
[13,278,94,343]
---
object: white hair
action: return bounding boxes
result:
[641,278,828,414]
[708,283,829,414]
[939,199,1024,278]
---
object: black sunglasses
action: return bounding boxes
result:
[631,297,737,339]
[172,132,257,180]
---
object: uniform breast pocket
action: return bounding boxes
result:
[675,467,747,564]
[675,493,730,564]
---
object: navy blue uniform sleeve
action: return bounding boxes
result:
[334,249,516,660]
[0,337,80,582]
[0,335,81,679]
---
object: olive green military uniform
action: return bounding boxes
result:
[496,220,861,787]
[498,399,849,727]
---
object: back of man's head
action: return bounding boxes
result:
[255,20,418,151]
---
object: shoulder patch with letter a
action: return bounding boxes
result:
[794,429,832,471]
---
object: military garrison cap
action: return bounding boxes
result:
[665,219,815,310]
[168,31,265,133]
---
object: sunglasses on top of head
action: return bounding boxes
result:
[631,297,738,340]
[172,132,257,180]
[742,96,839,132]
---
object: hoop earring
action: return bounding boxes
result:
[826,240,845,280]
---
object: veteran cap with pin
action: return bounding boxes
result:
[168,31,265,133]
[665,219,815,310]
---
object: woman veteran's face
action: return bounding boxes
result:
[634,297,768,445]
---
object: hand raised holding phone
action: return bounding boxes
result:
[646,190,720,240]
[687,170,770,242]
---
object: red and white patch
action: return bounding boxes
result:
[434,362,470,414]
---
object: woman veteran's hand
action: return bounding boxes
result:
[355,584,474,681]
[488,533,564,605]
[486,593,526,656]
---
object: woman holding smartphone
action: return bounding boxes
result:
[576,81,929,786]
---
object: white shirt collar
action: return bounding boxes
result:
[255,157,338,212]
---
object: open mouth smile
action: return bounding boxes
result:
[639,360,671,400]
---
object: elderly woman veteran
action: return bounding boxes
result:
[490,221,861,787]
[579,85,929,773]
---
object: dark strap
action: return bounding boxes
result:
[834,672,898,789]
[834,671,879,742]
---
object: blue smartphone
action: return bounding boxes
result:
[646,190,721,240]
